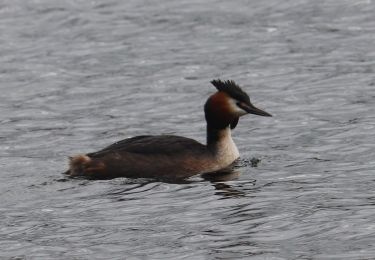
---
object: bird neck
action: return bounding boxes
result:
[206,125,240,162]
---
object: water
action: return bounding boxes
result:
[1,0,375,259]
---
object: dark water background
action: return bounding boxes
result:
[1,0,375,259]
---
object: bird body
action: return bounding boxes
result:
[66,80,271,179]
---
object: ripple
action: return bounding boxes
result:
[1,0,375,259]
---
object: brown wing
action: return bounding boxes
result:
[87,135,207,158]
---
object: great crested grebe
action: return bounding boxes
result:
[65,79,271,179]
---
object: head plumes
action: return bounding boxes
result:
[211,79,250,104]
[205,79,272,130]
[210,79,271,118]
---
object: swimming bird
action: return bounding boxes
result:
[65,80,271,179]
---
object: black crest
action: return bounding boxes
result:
[211,79,250,104]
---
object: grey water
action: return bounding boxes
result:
[1,0,375,259]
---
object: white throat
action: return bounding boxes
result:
[213,127,240,168]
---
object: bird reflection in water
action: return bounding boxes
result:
[201,166,256,198]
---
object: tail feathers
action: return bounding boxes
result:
[68,154,92,176]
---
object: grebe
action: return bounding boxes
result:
[65,80,271,179]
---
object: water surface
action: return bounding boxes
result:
[1,0,375,259]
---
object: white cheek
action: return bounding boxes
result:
[228,98,247,116]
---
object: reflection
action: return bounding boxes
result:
[201,168,256,198]
[201,168,241,182]
[102,176,198,202]
[59,164,259,200]
[64,172,195,184]
[106,180,158,196]
[213,181,249,198]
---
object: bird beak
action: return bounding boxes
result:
[239,103,272,117]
